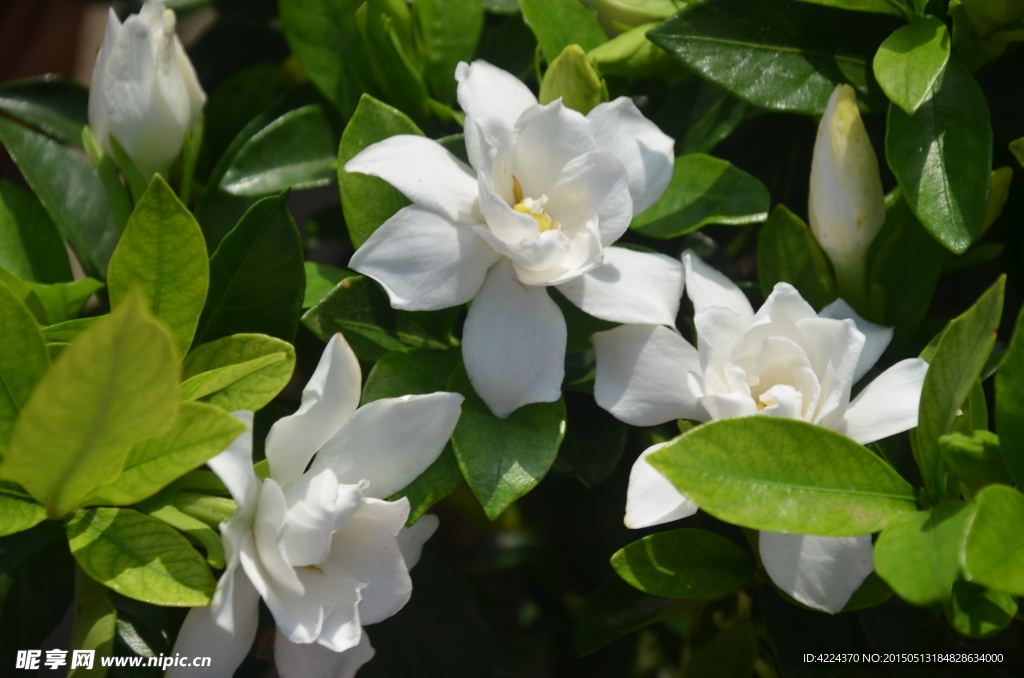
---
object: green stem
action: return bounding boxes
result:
[830,252,868,315]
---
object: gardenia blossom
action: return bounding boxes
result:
[168,334,463,678]
[592,252,929,613]
[345,60,680,418]
[89,0,206,178]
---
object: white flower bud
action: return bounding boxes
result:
[88,1,206,178]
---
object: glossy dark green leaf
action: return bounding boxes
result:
[195,193,306,344]
[219,105,337,197]
[631,154,769,239]
[202,63,280,169]
[873,17,950,115]
[0,284,49,454]
[996,306,1024,485]
[520,0,607,64]
[794,0,910,15]
[885,57,992,255]
[555,394,627,489]
[757,204,836,311]
[0,117,118,278]
[652,79,749,157]
[338,95,423,248]
[448,363,566,519]
[962,484,1024,596]
[0,180,72,283]
[303,262,352,308]
[612,528,754,599]
[0,75,89,145]
[414,0,485,104]
[915,277,1003,497]
[649,0,889,116]
[648,418,916,536]
[944,580,1016,639]
[549,287,618,354]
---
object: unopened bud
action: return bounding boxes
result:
[539,45,609,115]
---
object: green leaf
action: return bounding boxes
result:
[648,0,890,117]
[138,500,225,570]
[842,571,893,611]
[873,500,970,606]
[794,0,911,15]
[0,482,46,538]
[0,284,49,454]
[0,76,89,145]
[611,528,754,599]
[0,265,47,323]
[27,278,104,326]
[885,57,992,255]
[996,305,1024,485]
[549,288,618,354]
[108,176,209,355]
[304,262,352,308]
[538,44,609,115]
[66,507,216,607]
[68,566,117,678]
[448,363,566,519]
[939,431,1012,491]
[520,0,607,63]
[555,395,627,489]
[873,18,950,115]
[219,105,337,197]
[1011,137,1024,169]
[687,621,759,678]
[915,276,1004,497]
[338,95,423,248]
[194,192,306,344]
[80,403,247,508]
[944,580,1017,639]
[757,204,836,311]
[962,484,1024,596]
[0,117,119,278]
[648,417,917,536]
[40,316,102,344]
[182,333,296,411]
[414,0,485,104]
[0,291,180,518]
[0,180,72,283]
[631,154,769,239]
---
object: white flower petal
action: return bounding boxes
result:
[349,205,500,311]
[252,479,304,595]
[545,151,633,248]
[683,251,754,325]
[752,282,819,329]
[587,97,675,215]
[556,247,683,326]
[819,298,893,383]
[343,135,479,223]
[509,101,595,199]
[456,60,538,170]
[759,532,874,614]
[206,411,258,521]
[624,443,699,529]
[168,569,260,678]
[842,359,928,444]
[310,392,464,499]
[275,628,375,678]
[280,469,362,568]
[328,515,413,625]
[461,260,566,418]
[397,515,439,569]
[701,391,758,420]
[592,324,704,426]
[353,497,410,537]
[266,335,361,487]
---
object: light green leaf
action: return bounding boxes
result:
[648,0,890,117]
[0,291,180,518]
[219,105,337,197]
[414,0,485,104]
[0,264,47,323]
[0,180,72,283]
[338,95,423,248]
[757,204,836,311]
[873,18,950,115]
[962,484,1024,596]
[611,528,754,599]
[939,431,1011,491]
[538,45,608,115]
[996,306,1024,485]
[27,277,104,326]
[0,283,49,454]
[0,76,89,145]
[0,117,119,277]
[68,566,116,678]
[138,499,226,569]
[40,316,102,343]
[915,276,1004,497]
[886,56,992,255]
[520,0,607,63]
[944,580,1017,639]
[81,403,247,508]
[303,262,352,309]
[0,481,47,538]
[631,154,769,239]
[874,500,970,606]
[181,334,296,412]
[794,0,911,16]
[1011,137,1024,168]
[194,193,306,345]
[108,175,209,357]
[448,363,566,519]
[648,418,916,536]
[67,507,215,607]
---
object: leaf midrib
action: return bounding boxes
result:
[662,34,869,69]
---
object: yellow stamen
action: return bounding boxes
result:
[511,176,560,233]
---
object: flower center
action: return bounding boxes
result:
[512,177,559,233]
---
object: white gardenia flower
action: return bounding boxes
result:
[345,60,679,418]
[168,334,463,678]
[592,252,928,614]
[88,0,206,178]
